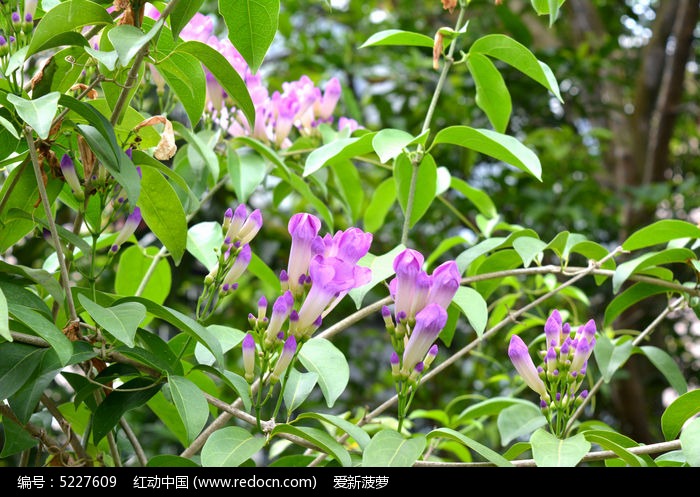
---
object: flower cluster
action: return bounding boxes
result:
[240,212,372,421]
[197,204,262,320]
[144,5,359,148]
[0,0,35,61]
[381,248,461,429]
[508,309,597,437]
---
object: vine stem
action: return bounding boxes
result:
[401,7,467,245]
[109,0,181,126]
[24,128,79,323]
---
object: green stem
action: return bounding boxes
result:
[24,128,79,323]
[400,7,468,245]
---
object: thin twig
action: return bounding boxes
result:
[24,128,79,323]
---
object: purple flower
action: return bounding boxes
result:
[270,335,297,383]
[316,77,342,120]
[287,213,322,296]
[293,254,370,337]
[426,260,461,310]
[242,333,256,382]
[222,244,252,289]
[226,205,262,245]
[570,336,595,374]
[318,227,373,265]
[508,334,548,399]
[59,154,84,200]
[264,291,294,346]
[390,248,425,319]
[390,351,400,377]
[544,310,562,347]
[401,303,447,375]
[111,207,142,252]
[11,11,20,24]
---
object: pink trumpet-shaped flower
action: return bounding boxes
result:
[270,335,297,383]
[401,303,447,375]
[111,207,141,252]
[286,213,322,296]
[242,333,256,382]
[508,334,548,399]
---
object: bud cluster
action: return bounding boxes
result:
[508,309,597,437]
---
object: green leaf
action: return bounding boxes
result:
[0,287,11,342]
[6,92,60,140]
[186,222,223,273]
[155,51,206,127]
[303,133,376,177]
[85,46,119,71]
[362,430,426,467]
[450,286,488,338]
[76,124,141,205]
[450,177,497,218]
[92,377,162,444]
[147,455,200,467]
[228,147,267,203]
[469,34,562,102]
[570,240,615,285]
[248,252,282,295]
[362,178,396,233]
[583,429,652,466]
[0,343,44,400]
[298,338,349,408]
[170,0,206,39]
[0,415,39,457]
[530,429,590,467]
[394,153,438,228]
[167,374,209,444]
[593,334,633,383]
[612,248,695,293]
[497,403,547,445]
[133,151,199,207]
[661,390,700,441]
[360,29,434,48]
[331,160,364,222]
[640,346,687,396]
[26,0,113,57]
[603,282,670,328]
[9,306,73,366]
[176,41,256,130]
[116,328,183,376]
[372,129,415,164]
[455,238,506,274]
[114,245,172,306]
[467,52,512,133]
[455,397,535,424]
[431,126,542,180]
[622,220,700,251]
[271,424,352,467]
[116,297,224,370]
[680,418,700,467]
[219,0,280,73]
[295,412,372,451]
[282,369,318,413]
[426,427,513,467]
[513,236,547,268]
[137,166,188,265]
[472,249,523,299]
[0,114,19,139]
[285,172,334,231]
[108,18,164,67]
[78,294,146,348]
[348,244,405,309]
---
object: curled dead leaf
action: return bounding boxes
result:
[433,31,444,70]
[154,118,177,160]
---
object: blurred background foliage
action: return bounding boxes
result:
[4,0,698,463]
